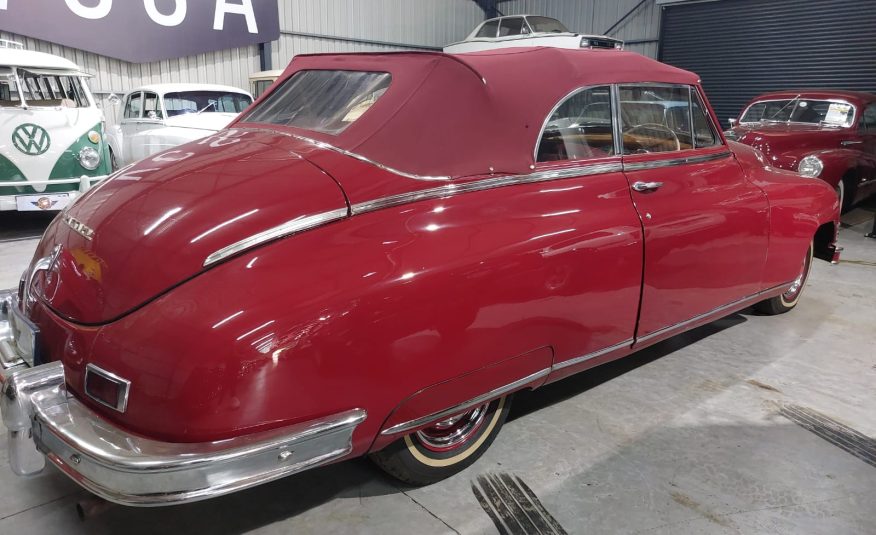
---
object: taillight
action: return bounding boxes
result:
[84,364,131,413]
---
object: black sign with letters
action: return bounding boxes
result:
[0,0,280,63]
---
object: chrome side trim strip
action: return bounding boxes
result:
[380,367,551,436]
[352,162,623,215]
[551,338,634,371]
[204,208,349,267]
[242,128,452,182]
[635,281,794,345]
[623,150,731,172]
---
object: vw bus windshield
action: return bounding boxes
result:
[15,70,89,108]
[164,91,253,116]
[0,74,23,108]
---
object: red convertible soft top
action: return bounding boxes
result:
[246,47,700,179]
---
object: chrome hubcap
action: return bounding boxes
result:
[415,403,489,452]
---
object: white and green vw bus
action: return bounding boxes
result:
[0,40,111,212]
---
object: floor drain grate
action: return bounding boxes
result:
[780,404,876,468]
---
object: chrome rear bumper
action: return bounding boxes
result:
[0,290,367,506]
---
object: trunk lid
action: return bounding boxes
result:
[31,129,349,324]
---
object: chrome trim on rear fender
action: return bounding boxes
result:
[380,367,550,436]
[623,150,731,171]
[352,162,623,215]
[1,361,367,506]
[204,208,349,267]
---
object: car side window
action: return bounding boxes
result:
[124,92,142,119]
[692,90,720,148]
[498,17,527,37]
[143,92,162,120]
[860,104,876,133]
[537,85,615,162]
[476,20,499,38]
[620,85,694,154]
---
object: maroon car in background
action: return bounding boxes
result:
[725,90,876,211]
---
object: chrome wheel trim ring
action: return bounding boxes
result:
[415,403,490,452]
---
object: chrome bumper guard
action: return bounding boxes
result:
[0,290,367,506]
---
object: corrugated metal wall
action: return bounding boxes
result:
[660,0,876,126]
[2,1,661,127]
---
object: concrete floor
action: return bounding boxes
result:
[0,209,874,534]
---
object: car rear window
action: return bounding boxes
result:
[240,70,391,135]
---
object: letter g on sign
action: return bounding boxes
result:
[65,0,112,19]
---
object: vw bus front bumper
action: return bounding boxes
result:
[0,290,367,506]
[0,175,109,211]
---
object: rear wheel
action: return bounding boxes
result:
[755,243,813,315]
[370,395,512,485]
[109,147,119,172]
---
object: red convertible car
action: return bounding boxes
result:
[726,90,876,211]
[0,48,840,506]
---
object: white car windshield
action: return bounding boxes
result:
[164,91,253,116]
[741,98,855,127]
[0,70,88,108]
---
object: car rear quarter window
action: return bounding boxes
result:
[860,104,876,133]
[537,85,615,162]
[241,70,391,135]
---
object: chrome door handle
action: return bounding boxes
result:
[841,140,863,146]
[632,181,664,192]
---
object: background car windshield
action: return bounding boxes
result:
[164,91,252,116]
[15,71,87,108]
[741,99,854,126]
[241,70,392,135]
[527,17,570,33]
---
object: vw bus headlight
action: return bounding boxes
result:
[78,147,101,170]
[798,155,823,178]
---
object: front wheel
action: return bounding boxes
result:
[755,243,813,315]
[370,395,512,485]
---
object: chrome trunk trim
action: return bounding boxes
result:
[0,360,367,506]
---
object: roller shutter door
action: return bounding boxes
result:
[659,0,876,127]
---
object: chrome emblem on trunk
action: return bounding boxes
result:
[63,215,95,241]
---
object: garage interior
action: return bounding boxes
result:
[1,1,875,533]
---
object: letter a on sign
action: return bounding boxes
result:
[65,0,112,19]
[214,0,258,33]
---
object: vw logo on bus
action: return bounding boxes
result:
[12,124,51,156]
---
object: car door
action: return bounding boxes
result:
[120,91,143,164]
[532,85,644,371]
[619,84,770,344]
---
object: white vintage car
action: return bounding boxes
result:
[0,40,110,212]
[444,15,623,54]
[106,83,253,167]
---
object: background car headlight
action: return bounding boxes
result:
[78,147,101,170]
[798,155,823,178]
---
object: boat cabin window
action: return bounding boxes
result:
[476,20,500,38]
[537,85,615,162]
[498,17,527,37]
[241,70,391,135]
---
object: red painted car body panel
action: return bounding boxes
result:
[728,90,876,205]
[16,50,840,462]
